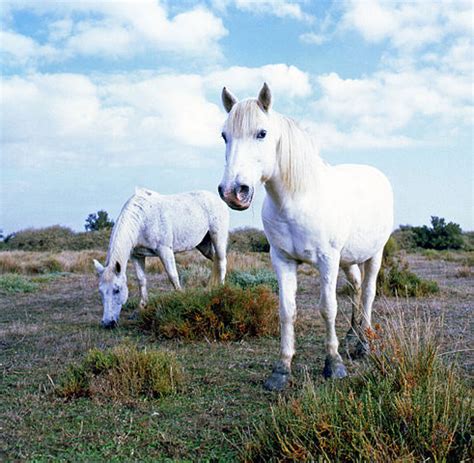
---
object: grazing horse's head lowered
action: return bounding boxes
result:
[218,83,277,210]
[93,259,129,329]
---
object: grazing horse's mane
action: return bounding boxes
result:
[226,99,324,194]
[105,188,151,270]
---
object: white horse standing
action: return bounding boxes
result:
[218,84,393,390]
[93,188,229,328]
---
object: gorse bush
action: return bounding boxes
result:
[243,310,472,462]
[227,268,278,293]
[57,342,183,401]
[138,285,278,341]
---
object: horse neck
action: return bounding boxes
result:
[265,114,327,207]
[106,196,144,269]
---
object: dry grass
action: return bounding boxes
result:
[0,250,106,274]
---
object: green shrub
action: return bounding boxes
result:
[411,216,464,250]
[0,274,39,294]
[84,210,114,232]
[3,226,111,251]
[243,311,472,462]
[377,237,439,297]
[228,228,270,253]
[138,285,278,341]
[57,342,183,401]
[227,269,278,293]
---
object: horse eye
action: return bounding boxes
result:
[256,130,267,139]
[221,132,227,143]
[113,288,120,295]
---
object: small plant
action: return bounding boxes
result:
[376,237,439,297]
[0,274,39,294]
[243,309,472,462]
[228,228,270,253]
[227,268,278,293]
[57,342,184,401]
[138,285,278,341]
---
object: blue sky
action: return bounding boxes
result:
[1,0,472,235]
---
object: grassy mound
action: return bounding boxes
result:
[138,285,278,341]
[227,268,278,293]
[57,342,183,401]
[243,312,472,462]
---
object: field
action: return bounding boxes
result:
[1,248,473,461]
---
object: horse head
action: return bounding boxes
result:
[218,83,278,210]
[93,259,129,328]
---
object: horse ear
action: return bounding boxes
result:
[93,259,105,275]
[115,261,121,275]
[257,82,272,112]
[222,87,237,113]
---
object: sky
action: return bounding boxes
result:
[1,0,473,235]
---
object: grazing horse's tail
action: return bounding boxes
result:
[210,258,221,287]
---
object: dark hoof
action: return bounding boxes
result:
[323,357,347,379]
[100,320,117,329]
[345,328,368,360]
[263,362,291,391]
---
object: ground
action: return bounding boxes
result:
[0,251,472,461]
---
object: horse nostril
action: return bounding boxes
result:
[235,184,250,198]
[218,184,224,199]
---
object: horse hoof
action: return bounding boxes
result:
[100,320,117,329]
[263,362,291,391]
[323,357,347,379]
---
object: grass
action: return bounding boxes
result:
[0,273,39,294]
[243,310,473,462]
[57,341,184,401]
[1,248,472,461]
[138,285,279,341]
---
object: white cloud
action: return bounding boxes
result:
[299,32,327,45]
[1,1,228,64]
[214,0,314,22]
[205,64,312,98]
[0,30,59,67]
[342,0,472,51]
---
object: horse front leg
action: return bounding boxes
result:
[157,246,181,290]
[264,249,298,391]
[320,255,347,379]
[132,255,148,309]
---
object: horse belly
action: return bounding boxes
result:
[171,209,209,252]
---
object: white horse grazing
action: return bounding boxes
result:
[93,188,229,328]
[218,84,393,390]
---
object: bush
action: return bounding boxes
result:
[228,228,270,253]
[227,269,278,293]
[56,342,184,401]
[0,274,39,294]
[243,310,472,462]
[2,226,111,251]
[411,216,464,250]
[377,237,439,297]
[138,285,278,341]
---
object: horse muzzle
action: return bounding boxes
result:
[218,183,254,210]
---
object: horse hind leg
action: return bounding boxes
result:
[342,263,363,358]
[208,227,228,287]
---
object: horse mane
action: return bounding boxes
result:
[105,188,151,270]
[226,99,322,194]
[276,114,322,194]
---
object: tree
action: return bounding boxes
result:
[85,210,114,232]
[412,216,463,250]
